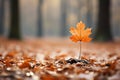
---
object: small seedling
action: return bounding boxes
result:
[67,21,92,64]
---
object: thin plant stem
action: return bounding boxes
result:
[79,21,82,59]
[78,41,81,59]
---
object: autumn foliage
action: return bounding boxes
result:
[0,38,120,80]
[70,21,92,42]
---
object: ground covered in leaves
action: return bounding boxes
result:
[0,38,120,80]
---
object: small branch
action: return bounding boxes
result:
[78,41,81,59]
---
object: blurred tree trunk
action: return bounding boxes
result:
[86,0,92,27]
[8,0,21,40]
[37,0,43,37]
[94,0,113,41]
[0,0,4,35]
[60,0,67,36]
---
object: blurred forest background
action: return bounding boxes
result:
[0,0,120,41]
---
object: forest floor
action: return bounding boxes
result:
[0,38,120,80]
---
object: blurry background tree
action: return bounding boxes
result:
[8,0,21,40]
[37,0,43,37]
[60,0,67,36]
[0,0,120,41]
[86,0,92,27]
[0,0,4,36]
[94,0,113,41]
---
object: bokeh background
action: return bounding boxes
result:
[0,0,120,41]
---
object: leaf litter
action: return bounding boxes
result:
[0,38,120,80]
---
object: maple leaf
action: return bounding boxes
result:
[69,21,92,43]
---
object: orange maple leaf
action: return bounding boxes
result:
[69,21,92,42]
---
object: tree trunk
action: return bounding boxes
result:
[8,0,21,40]
[86,0,92,27]
[94,0,113,41]
[37,0,43,37]
[60,0,67,36]
[0,0,4,35]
